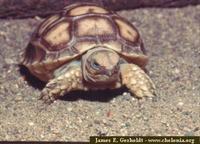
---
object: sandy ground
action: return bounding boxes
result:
[0,5,199,141]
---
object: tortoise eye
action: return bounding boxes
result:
[92,61,100,69]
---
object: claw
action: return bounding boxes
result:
[39,89,56,104]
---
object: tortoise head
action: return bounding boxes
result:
[82,47,121,85]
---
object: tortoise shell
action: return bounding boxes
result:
[22,3,148,81]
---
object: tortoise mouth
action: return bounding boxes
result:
[82,47,120,85]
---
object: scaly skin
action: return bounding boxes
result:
[120,63,156,98]
[40,63,156,103]
[40,66,88,104]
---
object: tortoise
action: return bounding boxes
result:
[22,3,156,103]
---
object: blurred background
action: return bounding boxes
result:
[0,0,199,18]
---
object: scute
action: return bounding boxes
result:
[73,41,97,52]
[44,21,70,50]
[38,14,61,35]
[102,41,122,52]
[75,16,114,37]
[68,5,109,16]
[114,18,139,43]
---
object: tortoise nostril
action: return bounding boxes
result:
[107,71,112,76]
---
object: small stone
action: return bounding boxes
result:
[173,68,180,74]
[122,92,128,96]
[7,69,12,73]
[115,82,121,88]
[15,96,23,102]
[15,84,19,89]
[131,97,135,101]
[95,111,100,115]
[28,122,34,126]
[102,119,107,124]
[96,129,108,136]
[0,31,7,36]
[5,58,14,64]
[143,116,148,121]
[161,119,167,124]
[149,70,153,74]
[125,122,131,127]
[67,107,72,112]
[34,16,42,21]
[110,98,116,103]
[177,101,184,106]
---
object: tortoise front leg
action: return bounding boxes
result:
[120,63,156,98]
[40,65,88,104]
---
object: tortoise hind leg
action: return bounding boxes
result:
[40,64,88,104]
[120,63,156,98]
